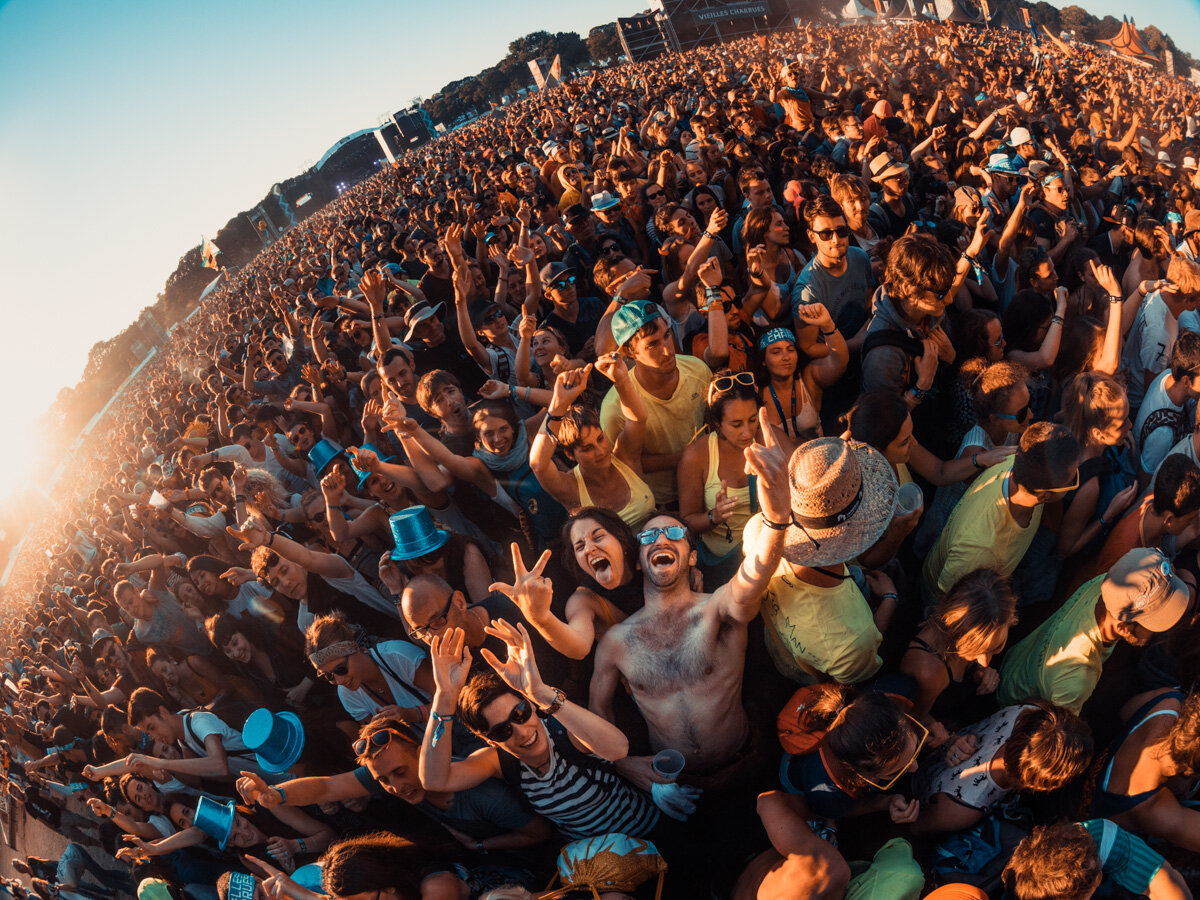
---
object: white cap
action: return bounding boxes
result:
[1010,126,1033,146]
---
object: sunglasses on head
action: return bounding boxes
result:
[637,525,688,545]
[708,371,755,401]
[856,715,929,791]
[485,697,534,742]
[811,225,851,240]
[352,727,413,758]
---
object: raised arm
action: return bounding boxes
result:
[226,517,352,581]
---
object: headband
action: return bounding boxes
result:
[227,872,257,900]
[308,640,361,669]
[758,327,796,351]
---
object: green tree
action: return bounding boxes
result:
[587,23,621,63]
[1058,5,1091,39]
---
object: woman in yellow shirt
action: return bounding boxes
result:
[530,357,655,530]
[677,370,760,589]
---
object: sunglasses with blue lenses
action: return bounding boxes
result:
[637,525,688,545]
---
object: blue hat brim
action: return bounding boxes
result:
[253,711,305,774]
[194,797,236,850]
[389,527,450,561]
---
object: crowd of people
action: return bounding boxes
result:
[8,16,1200,900]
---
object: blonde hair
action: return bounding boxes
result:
[1060,372,1127,449]
[1168,255,1200,301]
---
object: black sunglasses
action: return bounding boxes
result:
[352,727,413,758]
[600,244,621,254]
[811,225,851,240]
[319,657,351,683]
[485,697,534,742]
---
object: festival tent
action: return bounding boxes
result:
[841,0,878,22]
[933,0,983,24]
[1096,17,1160,66]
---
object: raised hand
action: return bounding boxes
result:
[347,446,380,474]
[378,555,408,596]
[697,256,722,288]
[479,619,544,700]
[710,480,737,525]
[428,627,472,699]
[794,302,834,332]
[320,469,346,506]
[593,351,628,385]
[746,245,771,287]
[478,379,510,401]
[745,414,791,527]
[490,543,554,625]
[220,567,256,587]
[300,362,322,386]
[550,365,591,410]
[225,518,270,551]
[1089,259,1122,297]
[508,244,534,267]
[706,207,729,236]
[359,270,387,310]
[236,770,282,808]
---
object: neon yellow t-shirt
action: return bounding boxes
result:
[922,458,1042,596]
[997,575,1114,715]
[747,516,883,685]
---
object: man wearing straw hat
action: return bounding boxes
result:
[590,420,791,789]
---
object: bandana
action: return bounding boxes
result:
[308,640,360,668]
[758,328,796,351]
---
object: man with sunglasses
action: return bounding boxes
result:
[538,261,604,359]
[924,422,1082,599]
[793,194,876,349]
[235,717,550,854]
[589,420,791,788]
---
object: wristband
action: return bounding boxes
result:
[297,838,306,854]
[275,787,287,803]
[267,532,276,547]
[880,592,899,601]
[1108,295,1123,303]
[1050,315,1064,325]
[546,412,564,422]
[761,515,790,531]
[474,840,486,852]
[510,385,518,402]
[819,328,837,337]
[536,686,566,716]
[702,230,716,240]
[972,453,983,470]
[430,711,455,748]
[910,386,930,403]
[707,509,715,526]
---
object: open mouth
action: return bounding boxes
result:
[650,549,676,567]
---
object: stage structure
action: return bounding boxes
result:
[618,0,794,61]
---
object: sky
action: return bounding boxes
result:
[1040,0,1200,57]
[0,0,639,507]
[0,0,1198,512]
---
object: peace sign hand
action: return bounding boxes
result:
[479,618,545,700]
[490,543,554,624]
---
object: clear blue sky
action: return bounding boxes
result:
[1041,0,1200,57]
[0,0,638,503]
[0,0,1197,507]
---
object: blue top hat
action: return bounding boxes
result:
[308,438,344,475]
[194,796,236,849]
[241,708,305,774]
[388,506,449,561]
[352,443,394,491]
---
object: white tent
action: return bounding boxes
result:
[842,0,878,21]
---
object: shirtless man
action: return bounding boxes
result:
[589,421,790,785]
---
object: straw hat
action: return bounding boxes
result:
[783,438,898,567]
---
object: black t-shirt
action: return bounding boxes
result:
[418,272,454,309]
[410,338,486,396]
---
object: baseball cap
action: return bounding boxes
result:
[539,261,573,290]
[1101,548,1192,633]
[611,300,664,348]
[1009,126,1033,147]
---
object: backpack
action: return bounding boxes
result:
[540,833,667,900]
[931,815,1029,895]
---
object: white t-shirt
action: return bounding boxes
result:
[1122,292,1178,411]
[336,641,430,722]
[915,705,1033,810]
[1133,370,1193,477]
[178,709,274,778]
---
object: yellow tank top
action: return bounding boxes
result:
[701,431,752,557]
[572,455,657,530]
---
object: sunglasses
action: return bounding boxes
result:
[645,190,664,200]
[480,309,506,324]
[550,274,577,289]
[319,656,352,683]
[409,593,454,640]
[856,715,929,791]
[708,371,755,401]
[600,244,622,255]
[995,404,1030,422]
[1033,469,1082,496]
[811,225,851,241]
[485,697,534,742]
[637,525,688,545]
[352,727,413,758]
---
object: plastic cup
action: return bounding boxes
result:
[896,482,924,516]
[652,749,686,783]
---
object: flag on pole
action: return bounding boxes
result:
[980,0,990,18]
[548,54,563,85]
[873,0,884,14]
[528,59,546,91]
[1021,8,1032,29]
[201,236,221,269]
